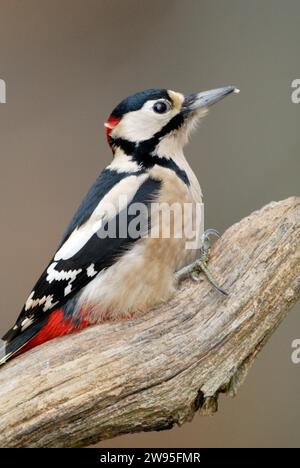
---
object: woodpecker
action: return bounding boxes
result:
[0,86,239,365]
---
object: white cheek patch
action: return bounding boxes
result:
[111,101,180,143]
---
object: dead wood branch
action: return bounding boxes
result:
[0,197,299,448]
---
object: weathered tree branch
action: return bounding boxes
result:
[0,197,299,448]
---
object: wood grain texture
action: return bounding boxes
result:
[0,197,299,448]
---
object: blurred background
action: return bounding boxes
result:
[0,0,299,448]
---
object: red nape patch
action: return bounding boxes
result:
[18,308,90,355]
[104,115,120,144]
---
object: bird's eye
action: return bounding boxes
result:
[153,100,171,114]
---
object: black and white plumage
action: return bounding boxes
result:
[1,86,238,364]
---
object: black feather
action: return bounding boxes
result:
[111,89,170,118]
[61,168,144,244]
[4,175,162,339]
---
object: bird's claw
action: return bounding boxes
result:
[175,228,228,295]
[191,258,228,295]
[191,271,202,282]
[201,228,220,261]
[195,228,227,295]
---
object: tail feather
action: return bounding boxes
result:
[1,308,91,366]
[0,339,10,366]
[0,319,48,366]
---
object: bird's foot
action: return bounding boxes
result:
[175,229,228,295]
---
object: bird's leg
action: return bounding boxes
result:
[175,229,228,295]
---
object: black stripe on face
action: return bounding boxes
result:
[109,112,189,185]
[155,112,185,140]
[110,137,136,156]
[110,112,185,155]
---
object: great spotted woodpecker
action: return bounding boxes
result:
[0,86,239,365]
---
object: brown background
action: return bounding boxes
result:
[0,0,299,448]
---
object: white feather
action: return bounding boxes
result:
[54,173,148,261]
[111,100,180,142]
[107,149,141,173]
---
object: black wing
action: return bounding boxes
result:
[3,169,161,341]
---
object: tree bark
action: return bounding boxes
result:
[0,197,299,448]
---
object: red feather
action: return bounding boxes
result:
[105,116,120,144]
[18,308,90,355]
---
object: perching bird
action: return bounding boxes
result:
[0,86,239,365]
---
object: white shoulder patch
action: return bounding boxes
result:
[54,173,148,261]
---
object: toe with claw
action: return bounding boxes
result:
[175,229,228,295]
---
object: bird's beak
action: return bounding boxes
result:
[183,86,240,114]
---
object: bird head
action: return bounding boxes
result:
[105,86,239,160]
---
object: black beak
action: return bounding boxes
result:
[183,85,240,113]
